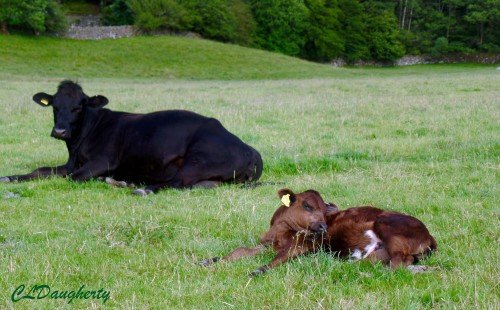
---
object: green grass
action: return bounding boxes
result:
[0,34,499,309]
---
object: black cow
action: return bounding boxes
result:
[0,81,263,194]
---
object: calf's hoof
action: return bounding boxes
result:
[407,265,438,273]
[132,188,154,196]
[249,268,266,277]
[198,257,220,267]
[0,177,11,183]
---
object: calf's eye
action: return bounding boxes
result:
[303,202,312,211]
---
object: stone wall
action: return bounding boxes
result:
[332,53,500,67]
[65,25,135,40]
[64,14,134,40]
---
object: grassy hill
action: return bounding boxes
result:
[0,34,498,309]
[0,34,491,81]
[1,34,351,80]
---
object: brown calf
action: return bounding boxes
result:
[199,189,437,276]
[325,206,437,269]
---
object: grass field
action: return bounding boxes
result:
[0,34,499,309]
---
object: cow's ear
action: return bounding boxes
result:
[33,93,53,107]
[325,202,339,216]
[277,188,296,207]
[87,95,108,108]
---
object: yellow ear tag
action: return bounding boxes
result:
[40,99,49,106]
[281,194,291,207]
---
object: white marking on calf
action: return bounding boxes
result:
[362,230,382,258]
[350,230,382,262]
[351,249,363,260]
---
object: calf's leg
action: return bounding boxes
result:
[199,244,266,266]
[250,239,317,277]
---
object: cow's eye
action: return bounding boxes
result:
[71,107,82,113]
[303,202,312,212]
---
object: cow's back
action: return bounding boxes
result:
[88,109,262,185]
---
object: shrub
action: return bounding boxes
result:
[184,0,237,42]
[128,0,187,32]
[429,37,449,57]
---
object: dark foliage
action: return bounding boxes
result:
[3,0,499,62]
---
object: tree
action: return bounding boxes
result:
[251,0,309,56]
[363,2,405,61]
[338,0,370,62]
[0,0,20,34]
[464,0,500,48]
[302,0,345,62]
[228,0,256,46]
[0,0,66,35]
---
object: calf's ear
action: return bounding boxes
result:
[87,95,109,108]
[325,202,339,215]
[33,93,53,107]
[277,188,296,207]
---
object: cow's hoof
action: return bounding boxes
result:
[198,257,220,267]
[4,192,20,198]
[0,177,11,183]
[105,177,128,188]
[132,188,154,196]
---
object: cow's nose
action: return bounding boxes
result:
[53,128,66,137]
[318,224,327,232]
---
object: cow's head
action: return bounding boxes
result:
[277,188,328,237]
[32,81,108,140]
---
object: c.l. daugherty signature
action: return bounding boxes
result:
[12,284,110,304]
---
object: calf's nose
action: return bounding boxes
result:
[310,223,327,234]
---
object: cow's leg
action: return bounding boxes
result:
[192,180,222,188]
[133,179,222,195]
[167,147,250,189]
[199,244,266,267]
[0,165,69,182]
[169,166,222,189]
[70,161,112,181]
[137,180,222,194]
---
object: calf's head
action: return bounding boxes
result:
[32,81,108,140]
[277,188,328,236]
